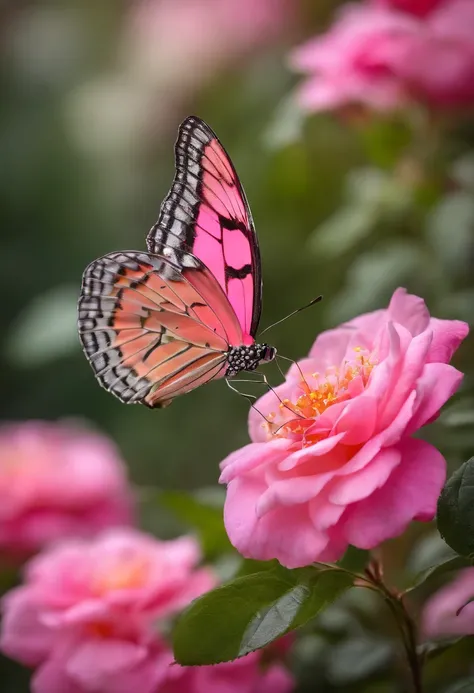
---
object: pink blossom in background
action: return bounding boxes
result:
[423,568,474,638]
[290,0,474,112]
[0,529,294,693]
[394,0,474,107]
[371,0,444,17]
[289,4,417,112]
[220,289,468,569]
[165,651,293,693]
[130,0,292,96]
[0,421,134,559]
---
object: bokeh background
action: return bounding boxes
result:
[2,1,474,691]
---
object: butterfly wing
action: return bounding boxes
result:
[146,116,262,340]
[77,251,244,408]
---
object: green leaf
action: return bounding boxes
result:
[234,558,282,578]
[437,457,474,557]
[405,556,471,593]
[159,490,232,558]
[5,285,79,366]
[443,677,474,693]
[419,637,464,662]
[426,193,474,278]
[330,241,425,323]
[310,204,377,258]
[337,545,369,573]
[326,636,392,685]
[172,567,353,665]
[263,95,306,150]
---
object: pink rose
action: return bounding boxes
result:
[290,0,474,111]
[0,529,294,693]
[423,568,474,638]
[0,421,134,559]
[220,289,468,569]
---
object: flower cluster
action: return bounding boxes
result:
[290,0,474,112]
[0,529,294,693]
[220,289,468,568]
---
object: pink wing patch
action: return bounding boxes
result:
[146,116,262,341]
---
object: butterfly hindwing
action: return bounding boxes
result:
[78,251,243,408]
[146,116,262,339]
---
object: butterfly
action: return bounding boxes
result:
[77,116,276,408]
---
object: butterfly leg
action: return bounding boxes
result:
[276,354,312,393]
[251,371,305,421]
[225,378,277,426]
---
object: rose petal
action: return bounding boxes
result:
[330,447,401,505]
[278,432,346,471]
[219,438,291,483]
[426,317,469,364]
[408,362,464,433]
[66,639,147,687]
[33,657,83,693]
[0,589,54,666]
[387,287,430,335]
[256,473,334,516]
[342,438,446,547]
[333,396,377,444]
[224,476,329,568]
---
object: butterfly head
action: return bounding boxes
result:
[226,343,277,377]
[259,344,277,364]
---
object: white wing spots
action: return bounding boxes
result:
[145,116,214,275]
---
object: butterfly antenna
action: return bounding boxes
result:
[259,295,323,337]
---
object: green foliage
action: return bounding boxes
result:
[437,457,474,557]
[325,636,392,685]
[159,490,232,559]
[444,678,474,693]
[5,286,79,367]
[173,565,353,665]
[405,556,472,594]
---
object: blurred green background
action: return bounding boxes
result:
[2,1,474,691]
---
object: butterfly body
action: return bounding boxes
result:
[225,344,276,378]
[78,116,275,408]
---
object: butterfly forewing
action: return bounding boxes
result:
[146,116,262,339]
[78,251,242,407]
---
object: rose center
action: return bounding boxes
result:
[92,555,150,595]
[266,347,376,439]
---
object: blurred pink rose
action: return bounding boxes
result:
[371,0,444,17]
[423,568,474,638]
[166,652,293,693]
[290,0,474,112]
[394,0,474,107]
[289,4,417,112]
[0,530,215,693]
[0,421,133,559]
[220,289,468,568]
[131,0,292,94]
[1,529,294,693]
